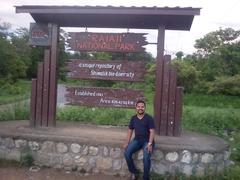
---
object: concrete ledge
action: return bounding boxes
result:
[0,120,229,152]
[0,120,231,177]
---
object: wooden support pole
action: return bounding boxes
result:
[159,55,170,135]
[35,63,44,127]
[48,23,59,127]
[174,87,183,136]
[42,49,51,126]
[30,79,37,127]
[167,68,177,136]
[154,26,165,134]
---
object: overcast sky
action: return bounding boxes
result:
[1,0,240,57]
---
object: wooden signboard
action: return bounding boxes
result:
[29,23,51,46]
[67,60,145,82]
[65,87,144,108]
[67,32,148,52]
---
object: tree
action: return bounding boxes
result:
[10,27,44,79]
[171,59,199,92]
[58,29,70,81]
[218,42,240,76]
[0,22,29,82]
[175,51,184,60]
[0,37,27,82]
[11,28,32,77]
[208,75,240,95]
[0,19,11,38]
[194,28,240,56]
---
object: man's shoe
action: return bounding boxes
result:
[130,173,137,180]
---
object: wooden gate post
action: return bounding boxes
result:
[29,23,59,127]
[154,26,165,134]
[48,23,59,127]
[154,27,183,136]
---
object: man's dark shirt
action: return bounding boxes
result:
[128,113,155,142]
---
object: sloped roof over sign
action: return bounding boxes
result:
[16,6,200,30]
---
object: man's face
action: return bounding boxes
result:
[136,102,145,115]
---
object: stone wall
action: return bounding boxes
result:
[0,136,231,177]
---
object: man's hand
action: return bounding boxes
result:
[146,143,153,153]
[123,129,133,149]
[147,129,155,153]
[123,142,129,149]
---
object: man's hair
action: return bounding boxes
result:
[135,99,146,107]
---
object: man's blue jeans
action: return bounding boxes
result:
[124,139,153,180]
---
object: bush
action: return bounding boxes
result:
[192,81,211,94]
[8,85,21,95]
[0,79,30,104]
[208,75,240,95]
[182,106,240,135]
[20,146,34,167]
[0,81,24,95]
[230,133,240,162]
[57,106,134,126]
[184,94,240,108]
[20,153,33,167]
[0,101,29,121]
[171,60,200,92]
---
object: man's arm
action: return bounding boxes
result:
[147,129,155,153]
[123,129,133,149]
[148,129,155,144]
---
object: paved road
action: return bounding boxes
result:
[57,84,67,107]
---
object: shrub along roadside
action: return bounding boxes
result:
[0,79,30,105]
[0,101,29,121]
[56,106,134,126]
[208,75,240,96]
[184,94,240,108]
[182,106,240,135]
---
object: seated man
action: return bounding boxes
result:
[123,100,155,180]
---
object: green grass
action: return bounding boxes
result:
[57,106,135,126]
[0,79,30,105]
[182,106,240,135]
[184,94,240,108]
[0,79,30,121]
[57,94,240,132]
[0,101,29,121]
[182,104,240,169]
[182,94,240,168]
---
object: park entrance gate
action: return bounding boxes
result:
[16,6,200,136]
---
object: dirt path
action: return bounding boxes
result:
[0,167,126,180]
